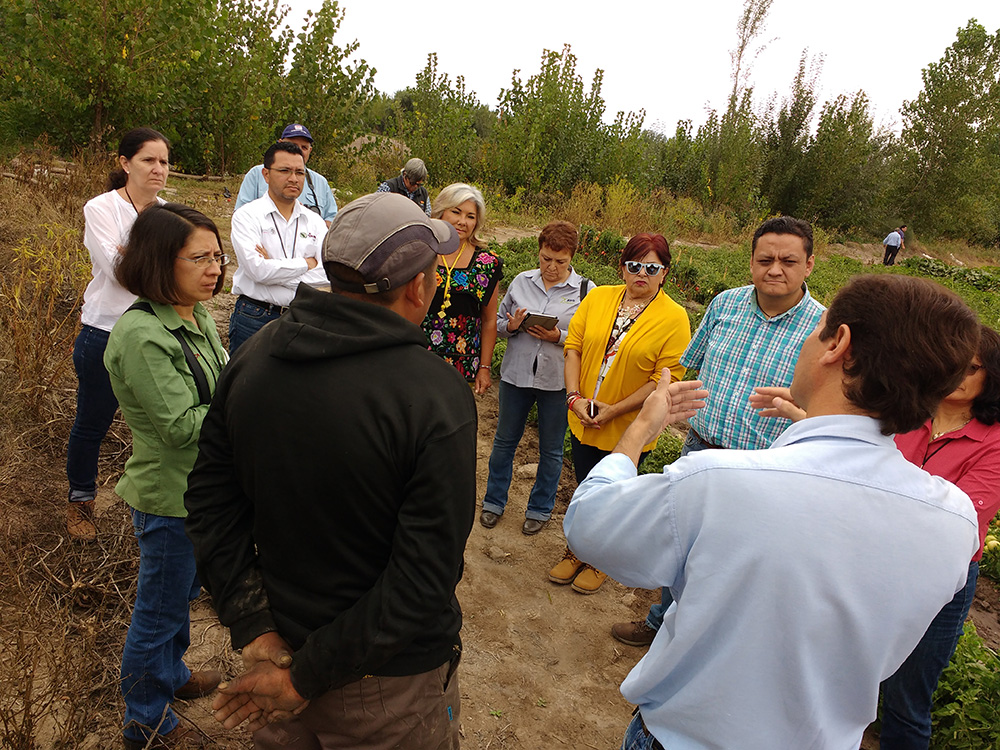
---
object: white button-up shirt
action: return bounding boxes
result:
[565,415,978,750]
[230,195,329,307]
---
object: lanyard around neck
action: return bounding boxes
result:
[270,213,300,259]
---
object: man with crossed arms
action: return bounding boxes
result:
[228,141,328,354]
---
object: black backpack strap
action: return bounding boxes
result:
[125,301,212,406]
[580,278,591,300]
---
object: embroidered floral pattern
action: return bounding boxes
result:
[422,250,503,381]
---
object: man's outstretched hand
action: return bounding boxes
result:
[614,375,708,466]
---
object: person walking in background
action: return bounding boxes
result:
[422,183,503,394]
[105,204,229,749]
[547,233,690,594]
[66,127,169,541]
[567,275,980,750]
[235,123,338,224]
[378,157,431,215]
[185,194,475,749]
[481,220,590,536]
[883,224,907,266]
[228,142,328,354]
[611,216,824,645]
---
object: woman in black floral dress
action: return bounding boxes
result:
[423,183,503,393]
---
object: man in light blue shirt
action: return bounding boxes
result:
[235,124,338,224]
[566,274,980,750]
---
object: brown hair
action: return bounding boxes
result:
[115,203,225,304]
[821,275,979,435]
[538,220,578,256]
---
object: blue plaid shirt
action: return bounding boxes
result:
[683,284,825,450]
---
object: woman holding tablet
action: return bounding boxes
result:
[481,221,589,536]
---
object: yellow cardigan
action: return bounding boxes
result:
[565,284,691,452]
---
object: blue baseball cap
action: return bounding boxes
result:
[281,124,313,141]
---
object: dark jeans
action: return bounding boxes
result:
[229,296,283,355]
[646,429,713,630]
[621,712,664,750]
[67,325,119,502]
[121,510,200,743]
[482,382,567,521]
[883,245,901,266]
[879,561,979,749]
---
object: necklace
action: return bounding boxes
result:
[123,186,140,214]
[931,417,971,441]
[437,242,467,320]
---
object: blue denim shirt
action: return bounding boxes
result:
[565,415,978,750]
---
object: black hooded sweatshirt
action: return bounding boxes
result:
[185,284,477,699]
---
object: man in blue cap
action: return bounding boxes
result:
[235,124,338,224]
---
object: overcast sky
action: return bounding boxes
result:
[284,0,1000,135]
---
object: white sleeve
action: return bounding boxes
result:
[83,196,129,278]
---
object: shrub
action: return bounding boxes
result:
[930,621,1000,748]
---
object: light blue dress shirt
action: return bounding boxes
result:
[496,268,588,392]
[235,165,338,221]
[565,415,978,750]
[683,284,824,450]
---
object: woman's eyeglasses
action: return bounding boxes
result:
[177,254,230,268]
[624,261,665,276]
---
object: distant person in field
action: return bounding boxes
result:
[235,123,338,224]
[882,224,907,266]
[67,127,169,542]
[565,275,980,750]
[378,157,431,215]
[480,220,591,537]
[227,141,329,354]
[611,216,824,647]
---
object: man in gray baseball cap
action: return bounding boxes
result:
[185,192,476,749]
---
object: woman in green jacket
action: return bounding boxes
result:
[104,203,229,749]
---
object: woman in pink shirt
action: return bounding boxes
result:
[880,325,1000,749]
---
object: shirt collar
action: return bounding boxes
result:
[263,193,305,221]
[917,416,991,444]
[529,267,581,291]
[751,283,814,321]
[770,414,894,450]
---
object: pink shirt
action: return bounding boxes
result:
[895,418,1000,562]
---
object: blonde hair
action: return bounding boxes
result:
[431,183,487,248]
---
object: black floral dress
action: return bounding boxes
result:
[422,249,503,381]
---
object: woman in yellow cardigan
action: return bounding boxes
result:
[548,233,691,593]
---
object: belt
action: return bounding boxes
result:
[237,295,287,316]
[690,428,724,450]
[633,707,665,750]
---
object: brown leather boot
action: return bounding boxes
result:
[66,500,97,541]
[123,723,209,749]
[174,670,222,700]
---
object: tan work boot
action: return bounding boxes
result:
[548,548,586,584]
[571,565,608,594]
[67,500,97,541]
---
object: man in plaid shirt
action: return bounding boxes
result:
[612,215,825,647]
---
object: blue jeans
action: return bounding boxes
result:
[879,561,979,749]
[646,429,713,630]
[121,510,200,742]
[483,382,567,521]
[67,325,119,502]
[622,712,664,750]
[229,296,283,355]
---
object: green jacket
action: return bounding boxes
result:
[104,299,226,517]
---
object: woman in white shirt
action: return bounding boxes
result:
[66,127,169,540]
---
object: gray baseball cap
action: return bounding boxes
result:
[323,193,459,293]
